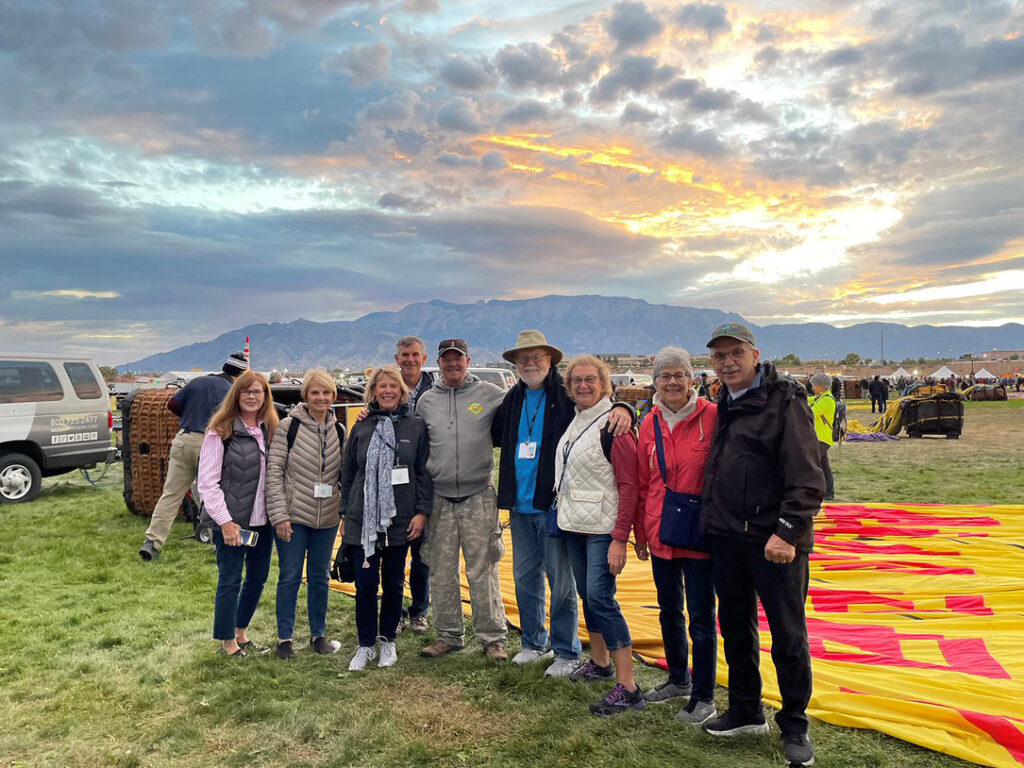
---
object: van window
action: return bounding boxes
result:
[0,361,65,403]
[63,362,104,400]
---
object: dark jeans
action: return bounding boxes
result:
[274,523,338,639]
[403,536,430,619]
[352,544,410,648]
[212,524,273,641]
[818,442,834,499]
[650,554,717,701]
[710,535,812,735]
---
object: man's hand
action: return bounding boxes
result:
[606,406,634,436]
[355,407,369,422]
[764,534,796,564]
[274,520,293,542]
[608,539,628,575]
[407,513,427,541]
[221,520,242,547]
[633,541,649,561]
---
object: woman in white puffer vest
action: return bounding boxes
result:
[554,354,643,717]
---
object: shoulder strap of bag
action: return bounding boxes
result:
[285,417,301,452]
[557,408,613,493]
[652,413,669,486]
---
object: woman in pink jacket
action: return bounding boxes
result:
[635,346,718,723]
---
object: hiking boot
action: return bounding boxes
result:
[420,638,462,658]
[568,658,614,682]
[782,732,815,766]
[409,614,429,634]
[643,679,692,704]
[676,698,716,724]
[589,682,646,717]
[396,615,408,635]
[483,641,508,661]
[311,636,341,655]
[275,640,295,660]
[512,648,554,665]
[138,540,159,561]
[703,709,769,737]
[544,657,581,678]
[378,638,398,668]
[348,645,377,671]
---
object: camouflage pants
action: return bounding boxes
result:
[422,487,507,646]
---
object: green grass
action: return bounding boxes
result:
[5,400,1020,766]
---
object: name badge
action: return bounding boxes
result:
[313,482,333,498]
[518,441,537,459]
[391,466,410,485]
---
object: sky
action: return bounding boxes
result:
[2,0,1023,364]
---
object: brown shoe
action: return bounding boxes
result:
[483,641,508,661]
[420,638,462,658]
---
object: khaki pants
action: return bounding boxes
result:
[423,487,507,646]
[143,431,204,550]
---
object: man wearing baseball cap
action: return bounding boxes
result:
[139,351,249,561]
[415,338,509,661]
[698,323,824,768]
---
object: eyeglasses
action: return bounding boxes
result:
[710,349,749,365]
[569,376,599,386]
[240,387,265,398]
[515,353,549,365]
[657,372,691,383]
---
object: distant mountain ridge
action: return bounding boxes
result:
[118,295,1024,371]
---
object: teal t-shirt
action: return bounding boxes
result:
[515,387,546,514]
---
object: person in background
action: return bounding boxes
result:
[139,352,247,561]
[266,368,345,660]
[340,366,432,671]
[634,347,718,724]
[555,355,642,717]
[808,373,837,502]
[394,335,433,635]
[869,375,887,414]
[197,370,280,656]
[697,372,710,399]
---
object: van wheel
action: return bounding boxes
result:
[0,453,42,503]
[196,523,214,545]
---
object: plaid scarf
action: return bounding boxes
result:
[361,415,398,565]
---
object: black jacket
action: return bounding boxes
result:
[340,404,433,549]
[700,362,825,552]
[493,368,576,513]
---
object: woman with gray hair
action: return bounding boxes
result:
[808,373,836,501]
[634,346,719,723]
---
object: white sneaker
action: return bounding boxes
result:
[348,645,377,672]
[378,638,398,667]
[512,648,555,665]
[544,657,582,678]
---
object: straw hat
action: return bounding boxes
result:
[502,329,563,366]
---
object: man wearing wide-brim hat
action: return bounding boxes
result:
[491,330,633,678]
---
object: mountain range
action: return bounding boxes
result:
[118,295,1023,371]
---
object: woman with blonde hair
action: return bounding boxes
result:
[340,365,432,671]
[266,368,346,660]
[197,370,279,656]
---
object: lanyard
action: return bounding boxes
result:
[522,391,545,440]
[557,408,612,494]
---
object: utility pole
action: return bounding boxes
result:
[880,330,884,365]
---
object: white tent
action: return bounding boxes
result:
[930,365,956,379]
[975,367,996,381]
[886,367,912,379]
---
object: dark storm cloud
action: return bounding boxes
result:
[590,55,676,104]
[673,2,731,40]
[604,1,665,51]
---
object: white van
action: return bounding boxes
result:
[0,355,112,503]
[422,366,518,392]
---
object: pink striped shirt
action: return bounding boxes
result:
[196,423,268,527]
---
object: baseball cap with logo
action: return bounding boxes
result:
[706,322,757,348]
[438,338,469,356]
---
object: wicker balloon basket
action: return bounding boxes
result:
[122,389,182,517]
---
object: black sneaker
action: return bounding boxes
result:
[703,709,769,737]
[568,658,614,681]
[589,683,646,717]
[138,540,159,561]
[782,732,815,766]
[275,640,295,660]
[311,636,341,654]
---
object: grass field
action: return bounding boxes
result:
[2,401,1020,767]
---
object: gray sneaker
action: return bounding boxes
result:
[676,699,717,724]
[138,540,160,561]
[544,657,581,678]
[643,680,693,704]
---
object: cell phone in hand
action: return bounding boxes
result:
[238,528,259,547]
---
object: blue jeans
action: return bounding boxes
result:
[650,554,717,701]
[274,523,339,639]
[212,524,273,641]
[563,532,632,652]
[510,511,581,659]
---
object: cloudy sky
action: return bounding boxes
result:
[3,0,1023,364]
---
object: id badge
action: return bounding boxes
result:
[518,441,537,460]
[313,482,333,498]
[391,466,410,485]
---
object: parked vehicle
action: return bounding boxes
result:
[0,355,113,503]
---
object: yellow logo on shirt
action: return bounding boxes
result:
[468,402,483,414]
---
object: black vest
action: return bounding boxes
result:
[200,418,268,527]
